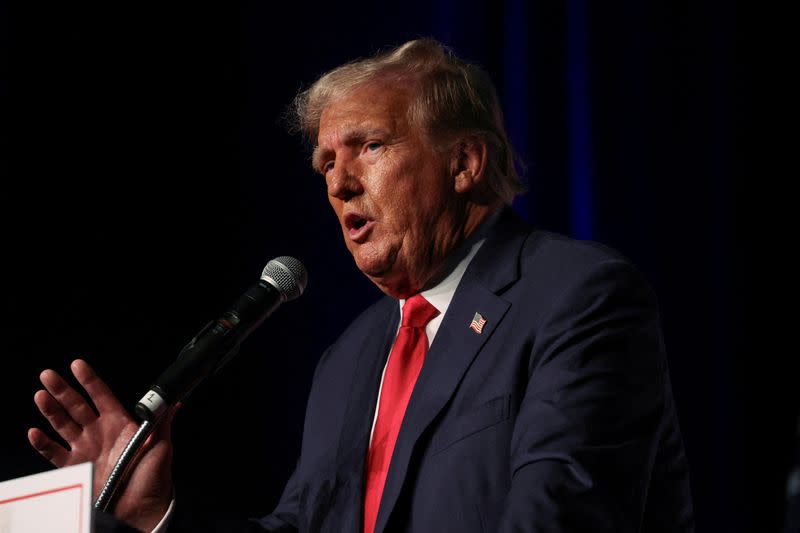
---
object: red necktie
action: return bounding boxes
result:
[363,294,439,533]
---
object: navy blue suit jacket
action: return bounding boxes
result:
[249,210,694,532]
[104,209,694,532]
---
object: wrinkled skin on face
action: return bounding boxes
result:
[313,83,494,298]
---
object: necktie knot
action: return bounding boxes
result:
[401,294,439,328]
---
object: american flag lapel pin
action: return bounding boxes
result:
[469,312,486,334]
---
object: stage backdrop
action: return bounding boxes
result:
[1,1,787,532]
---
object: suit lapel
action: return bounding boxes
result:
[333,297,399,528]
[373,210,531,533]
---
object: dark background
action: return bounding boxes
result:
[1,1,791,532]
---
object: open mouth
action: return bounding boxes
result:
[345,213,369,230]
[344,213,374,240]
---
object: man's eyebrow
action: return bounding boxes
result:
[311,145,329,173]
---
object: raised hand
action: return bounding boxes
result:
[28,359,175,532]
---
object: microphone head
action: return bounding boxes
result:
[261,256,308,301]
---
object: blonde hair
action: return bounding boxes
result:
[290,38,524,204]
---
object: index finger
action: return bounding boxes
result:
[70,359,126,416]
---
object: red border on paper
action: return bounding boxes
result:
[0,483,85,533]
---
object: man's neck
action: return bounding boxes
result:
[421,208,503,292]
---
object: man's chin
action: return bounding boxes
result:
[351,248,414,296]
[352,248,391,279]
[357,262,391,285]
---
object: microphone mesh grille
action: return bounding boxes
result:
[262,256,308,301]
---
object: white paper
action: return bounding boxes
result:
[0,462,93,533]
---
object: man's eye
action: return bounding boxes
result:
[323,162,334,174]
[365,142,382,152]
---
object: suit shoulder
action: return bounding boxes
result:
[518,230,654,300]
[523,230,631,266]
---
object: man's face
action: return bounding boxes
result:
[314,83,465,297]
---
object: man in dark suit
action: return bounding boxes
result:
[28,39,694,532]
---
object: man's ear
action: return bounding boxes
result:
[451,137,488,195]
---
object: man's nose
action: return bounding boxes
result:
[326,161,363,202]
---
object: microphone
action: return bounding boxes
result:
[134,256,308,421]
